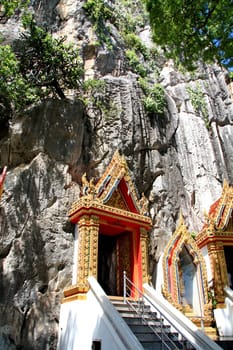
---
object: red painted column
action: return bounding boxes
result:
[131,230,143,297]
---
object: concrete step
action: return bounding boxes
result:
[141,340,186,350]
[113,303,152,313]
[118,310,159,319]
[122,316,165,327]
[133,330,180,342]
[129,324,174,335]
[111,298,188,350]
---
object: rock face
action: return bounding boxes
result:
[1,1,233,349]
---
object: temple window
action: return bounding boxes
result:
[178,245,202,315]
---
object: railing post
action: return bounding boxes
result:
[160,313,164,350]
[123,270,126,304]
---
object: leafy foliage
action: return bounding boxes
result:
[83,0,114,46]
[126,49,147,77]
[186,84,210,129]
[17,17,83,99]
[0,16,83,126]
[0,0,29,21]
[139,79,166,116]
[143,0,233,70]
[115,0,147,33]
[0,45,39,125]
[123,33,149,59]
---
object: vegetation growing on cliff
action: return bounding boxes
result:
[83,0,166,117]
[139,78,166,116]
[0,0,29,22]
[0,45,39,127]
[186,83,210,129]
[0,14,83,127]
[18,16,83,99]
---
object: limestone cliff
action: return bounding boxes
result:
[0,1,233,349]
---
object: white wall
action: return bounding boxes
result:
[57,291,129,350]
[200,246,212,286]
[214,297,233,337]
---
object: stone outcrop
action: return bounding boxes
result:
[0,1,233,349]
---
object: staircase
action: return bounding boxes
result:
[111,297,193,350]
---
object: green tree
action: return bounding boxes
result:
[143,0,233,70]
[0,45,38,126]
[17,17,83,99]
[0,17,84,127]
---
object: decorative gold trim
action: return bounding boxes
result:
[162,214,212,322]
[140,228,149,284]
[64,151,152,302]
[95,151,140,209]
[69,197,151,229]
[196,181,233,305]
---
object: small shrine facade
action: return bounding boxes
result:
[196,180,233,307]
[63,151,152,302]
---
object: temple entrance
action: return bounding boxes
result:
[224,246,233,288]
[98,234,117,295]
[98,232,131,296]
[66,151,152,301]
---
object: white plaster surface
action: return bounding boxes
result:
[214,297,233,337]
[57,291,132,350]
[201,246,212,286]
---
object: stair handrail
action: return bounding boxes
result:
[123,271,190,350]
[143,283,223,350]
[123,272,223,350]
[224,286,233,302]
[88,276,144,350]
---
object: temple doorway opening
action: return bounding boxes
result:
[97,231,131,296]
[98,234,117,295]
[224,246,233,288]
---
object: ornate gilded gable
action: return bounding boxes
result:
[94,150,140,213]
[69,150,151,224]
[208,180,233,230]
[105,189,128,211]
[196,180,233,248]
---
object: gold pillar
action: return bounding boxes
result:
[140,228,149,284]
[76,215,99,290]
[208,242,228,306]
[63,214,99,302]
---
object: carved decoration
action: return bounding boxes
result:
[139,193,149,216]
[73,215,99,291]
[162,214,213,327]
[140,228,149,284]
[95,151,138,205]
[196,180,233,306]
[105,189,128,211]
[63,151,152,301]
[69,197,151,228]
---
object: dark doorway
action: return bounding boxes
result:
[98,234,117,295]
[224,246,233,288]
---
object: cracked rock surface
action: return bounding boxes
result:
[1,1,233,349]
